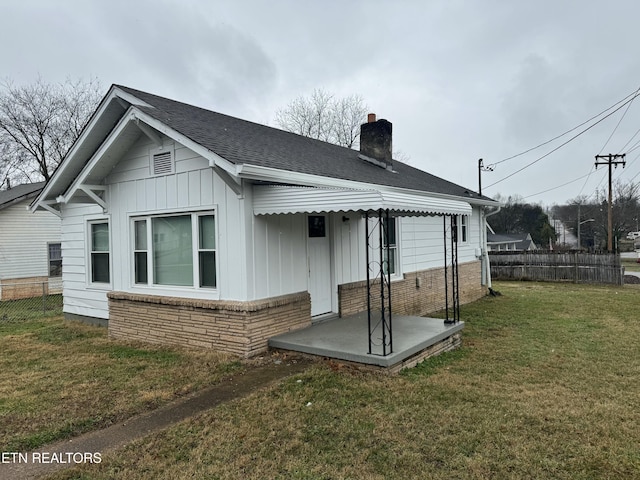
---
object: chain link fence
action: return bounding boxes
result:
[0,279,63,322]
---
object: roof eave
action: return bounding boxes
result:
[30,85,153,212]
[238,163,495,207]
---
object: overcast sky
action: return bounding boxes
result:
[2,0,640,206]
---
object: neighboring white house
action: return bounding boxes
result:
[0,182,62,300]
[487,233,537,252]
[32,85,500,357]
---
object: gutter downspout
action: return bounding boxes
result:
[482,205,502,289]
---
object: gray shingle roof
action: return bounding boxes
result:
[116,85,492,202]
[0,182,45,211]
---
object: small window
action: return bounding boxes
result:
[48,243,62,277]
[151,149,174,175]
[382,217,398,275]
[90,222,110,283]
[134,220,148,284]
[198,215,216,288]
[308,216,326,237]
[459,215,468,243]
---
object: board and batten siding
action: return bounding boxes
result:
[332,212,366,287]
[105,135,248,302]
[0,199,61,280]
[60,134,251,319]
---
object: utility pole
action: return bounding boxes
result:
[595,153,626,252]
[478,158,493,196]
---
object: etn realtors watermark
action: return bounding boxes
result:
[2,451,101,464]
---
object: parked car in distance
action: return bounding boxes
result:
[626,231,640,240]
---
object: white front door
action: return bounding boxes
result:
[307,215,332,316]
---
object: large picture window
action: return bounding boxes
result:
[132,212,216,289]
[90,222,110,283]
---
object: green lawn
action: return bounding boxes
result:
[50,281,640,479]
[0,316,242,452]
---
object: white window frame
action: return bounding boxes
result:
[381,216,401,278]
[130,210,218,291]
[87,219,111,287]
[458,215,468,244]
[47,242,62,278]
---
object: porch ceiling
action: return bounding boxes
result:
[252,185,472,217]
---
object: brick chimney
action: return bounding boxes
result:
[359,113,393,171]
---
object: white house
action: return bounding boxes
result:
[32,85,499,357]
[0,182,62,300]
[487,233,537,251]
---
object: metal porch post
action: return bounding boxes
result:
[383,208,392,355]
[365,210,372,354]
[366,209,393,356]
[443,215,449,323]
[446,215,460,324]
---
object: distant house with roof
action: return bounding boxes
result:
[0,182,62,300]
[487,233,537,252]
[31,85,500,362]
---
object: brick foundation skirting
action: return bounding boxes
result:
[0,276,52,301]
[338,261,485,318]
[107,291,311,358]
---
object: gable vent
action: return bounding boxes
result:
[152,151,173,175]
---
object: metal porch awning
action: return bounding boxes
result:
[252,185,472,217]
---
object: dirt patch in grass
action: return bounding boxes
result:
[0,317,242,452]
[49,282,640,479]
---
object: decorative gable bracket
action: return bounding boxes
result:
[38,200,62,217]
[79,185,108,212]
[213,165,243,198]
[135,118,164,148]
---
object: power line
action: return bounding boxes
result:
[522,170,596,199]
[490,86,640,167]
[598,86,640,154]
[618,125,640,152]
[484,91,640,189]
[578,165,597,197]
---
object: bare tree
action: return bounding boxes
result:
[0,77,103,188]
[275,89,368,148]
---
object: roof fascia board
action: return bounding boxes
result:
[130,110,239,176]
[113,89,153,108]
[238,163,498,208]
[30,85,145,212]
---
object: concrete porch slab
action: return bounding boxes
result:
[269,311,464,368]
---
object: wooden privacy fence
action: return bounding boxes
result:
[489,252,623,285]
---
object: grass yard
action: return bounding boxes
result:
[0,316,242,452]
[50,281,640,480]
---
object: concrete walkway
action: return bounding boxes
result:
[0,356,311,480]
